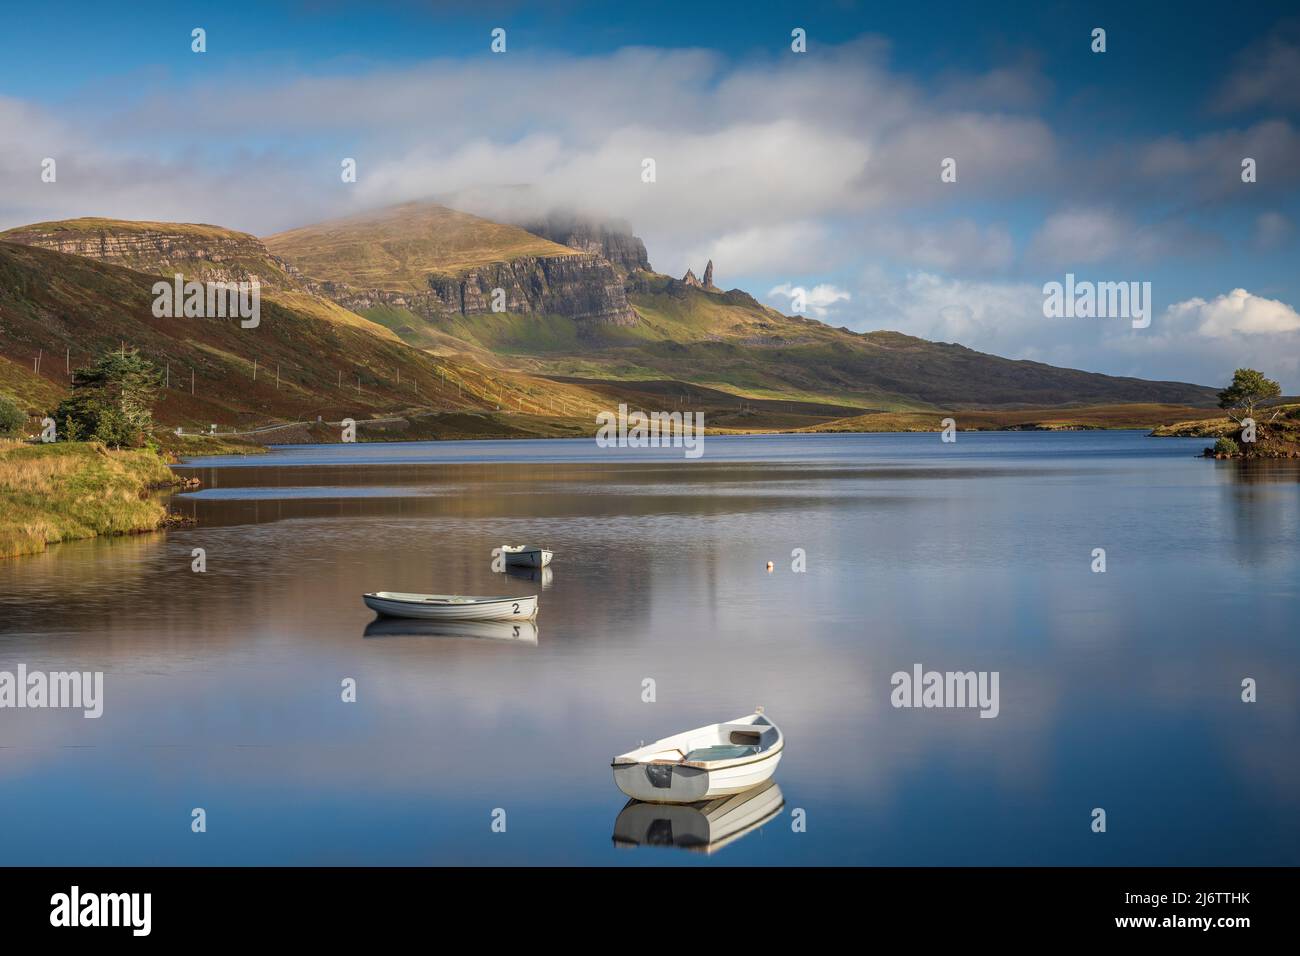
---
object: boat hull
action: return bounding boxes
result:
[612,749,782,804]
[503,549,552,569]
[363,593,538,621]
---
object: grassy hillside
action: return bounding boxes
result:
[371,269,1217,410]
[264,201,575,290]
[0,440,179,559]
[0,241,535,428]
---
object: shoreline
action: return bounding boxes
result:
[161,403,1230,455]
[0,441,187,560]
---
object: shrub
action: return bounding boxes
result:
[0,395,25,438]
[53,348,162,448]
[1214,436,1239,456]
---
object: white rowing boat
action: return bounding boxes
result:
[363,618,539,644]
[613,780,784,854]
[611,710,782,804]
[363,592,538,621]
[501,545,553,569]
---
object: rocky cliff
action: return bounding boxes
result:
[0,218,301,292]
[682,260,718,291]
[263,202,641,329]
[520,213,651,277]
[308,252,638,327]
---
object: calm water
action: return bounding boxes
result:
[2,432,1297,865]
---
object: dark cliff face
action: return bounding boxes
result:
[308,253,639,327]
[518,214,651,277]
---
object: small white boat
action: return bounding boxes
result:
[363,592,537,621]
[363,618,539,645]
[501,545,553,569]
[611,711,782,804]
[613,781,784,854]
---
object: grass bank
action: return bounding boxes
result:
[0,440,182,559]
[1152,405,1300,458]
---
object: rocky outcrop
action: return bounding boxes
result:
[0,221,300,292]
[681,261,719,291]
[519,214,651,276]
[308,253,638,328]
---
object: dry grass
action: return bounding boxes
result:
[264,201,574,290]
[803,404,1225,433]
[0,440,179,559]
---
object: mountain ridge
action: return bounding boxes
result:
[0,205,1219,421]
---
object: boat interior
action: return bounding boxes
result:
[619,714,778,766]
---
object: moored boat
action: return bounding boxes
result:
[501,545,553,568]
[611,710,782,804]
[363,591,538,621]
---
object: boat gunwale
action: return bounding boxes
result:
[612,739,782,771]
[364,592,536,606]
[611,724,783,771]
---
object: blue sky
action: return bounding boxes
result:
[1,1,1298,387]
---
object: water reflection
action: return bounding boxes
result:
[613,781,785,854]
[1,432,1297,865]
[363,618,539,645]
[505,565,553,590]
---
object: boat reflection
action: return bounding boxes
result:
[506,565,553,589]
[362,618,539,645]
[612,780,784,854]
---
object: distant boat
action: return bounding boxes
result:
[363,617,538,645]
[613,781,784,854]
[611,711,783,804]
[501,545,553,568]
[363,592,538,621]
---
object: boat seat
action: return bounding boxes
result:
[719,724,768,745]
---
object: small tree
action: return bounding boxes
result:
[1218,368,1282,425]
[0,394,26,438]
[53,348,163,448]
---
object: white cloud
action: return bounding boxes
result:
[675,221,834,284]
[1027,207,1225,267]
[0,43,1060,251]
[845,270,1300,390]
[858,219,1016,273]
[767,282,851,318]
[1168,288,1300,338]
